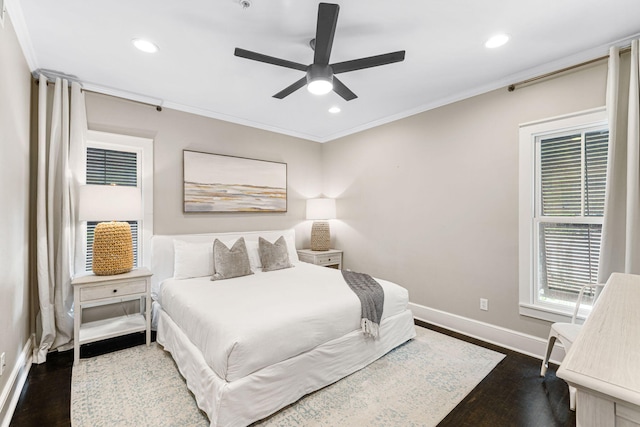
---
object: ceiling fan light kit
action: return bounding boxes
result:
[307,64,334,95]
[308,79,333,95]
[234,2,405,101]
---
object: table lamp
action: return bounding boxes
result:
[79,184,142,275]
[306,198,336,251]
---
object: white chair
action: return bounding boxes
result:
[540,283,604,411]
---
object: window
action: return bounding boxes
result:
[83,131,153,272]
[519,108,608,322]
[85,147,139,270]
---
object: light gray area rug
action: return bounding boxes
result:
[71,327,504,427]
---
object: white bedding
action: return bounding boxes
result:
[160,261,409,382]
[152,229,416,426]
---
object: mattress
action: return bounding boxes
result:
[160,262,409,382]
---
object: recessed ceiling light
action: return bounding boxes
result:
[485,34,509,49]
[328,106,341,114]
[132,38,159,53]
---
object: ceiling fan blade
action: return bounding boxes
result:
[235,48,308,72]
[313,3,339,65]
[332,77,357,101]
[273,76,308,99]
[332,50,406,74]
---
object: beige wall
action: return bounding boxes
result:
[323,63,608,339]
[84,93,323,246]
[86,64,608,340]
[0,12,32,409]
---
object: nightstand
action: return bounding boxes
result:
[72,267,152,365]
[297,249,343,269]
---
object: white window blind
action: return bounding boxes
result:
[85,147,139,270]
[536,129,608,305]
[87,147,138,186]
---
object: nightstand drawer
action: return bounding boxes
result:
[316,253,340,265]
[80,280,147,302]
[297,249,343,269]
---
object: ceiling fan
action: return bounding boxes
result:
[234,2,406,101]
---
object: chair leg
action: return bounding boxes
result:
[541,333,557,377]
[569,386,576,411]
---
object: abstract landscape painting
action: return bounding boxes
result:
[183,150,287,213]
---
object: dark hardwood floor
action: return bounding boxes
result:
[10,322,574,427]
[426,320,576,427]
[9,332,155,427]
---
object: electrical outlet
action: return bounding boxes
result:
[480,298,488,311]
[0,352,5,376]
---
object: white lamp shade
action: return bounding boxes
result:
[78,184,142,221]
[306,198,336,220]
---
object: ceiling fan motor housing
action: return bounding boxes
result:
[307,64,334,84]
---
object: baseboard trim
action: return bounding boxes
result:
[0,334,34,427]
[409,302,566,365]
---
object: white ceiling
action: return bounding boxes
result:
[10,0,640,142]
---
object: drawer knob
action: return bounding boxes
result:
[113,289,118,293]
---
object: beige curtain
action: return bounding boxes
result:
[598,40,640,283]
[34,75,87,363]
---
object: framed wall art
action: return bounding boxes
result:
[183,150,287,213]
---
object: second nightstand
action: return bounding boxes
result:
[297,248,343,269]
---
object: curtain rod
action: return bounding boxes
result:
[81,88,163,112]
[508,45,632,92]
[34,75,163,111]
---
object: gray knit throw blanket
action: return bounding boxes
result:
[342,270,385,338]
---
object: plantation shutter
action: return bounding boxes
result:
[86,147,139,270]
[538,130,608,295]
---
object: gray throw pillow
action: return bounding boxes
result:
[259,236,294,272]
[211,237,254,281]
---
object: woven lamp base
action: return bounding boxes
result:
[92,221,134,276]
[310,220,331,251]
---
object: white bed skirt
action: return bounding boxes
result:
[157,308,416,427]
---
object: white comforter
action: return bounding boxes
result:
[159,262,409,382]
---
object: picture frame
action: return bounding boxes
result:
[183,150,287,213]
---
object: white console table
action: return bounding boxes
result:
[557,272,640,427]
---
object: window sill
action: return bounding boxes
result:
[519,303,588,324]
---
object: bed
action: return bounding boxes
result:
[151,229,416,427]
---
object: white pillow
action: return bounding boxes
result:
[173,240,214,279]
[284,234,299,263]
[245,240,262,270]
